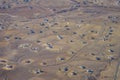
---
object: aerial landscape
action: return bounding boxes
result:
[0,0,120,80]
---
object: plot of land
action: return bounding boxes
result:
[0,0,120,80]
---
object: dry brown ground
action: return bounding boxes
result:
[0,0,120,80]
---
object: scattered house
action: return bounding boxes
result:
[0,24,4,30]
[40,22,45,26]
[44,19,49,23]
[108,44,114,47]
[23,0,31,2]
[40,30,43,33]
[108,32,112,35]
[45,26,49,29]
[109,29,113,32]
[96,57,101,60]
[68,51,75,55]
[108,55,114,61]
[108,49,114,53]
[63,67,68,71]
[103,36,108,41]
[91,30,97,33]
[57,35,63,39]
[83,1,88,5]
[57,9,67,13]
[0,3,11,9]
[47,43,53,49]
[80,34,86,38]
[0,59,7,63]
[52,31,57,34]
[73,32,77,34]
[24,60,31,64]
[117,0,120,5]
[3,64,14,70]
[14,36,22,40]
[36,40,41,44]
[30,30,35,34]
[31,47,39,52]
[59,67,68,72]
[70,71,77,76]
[70,40,74,42]
[18,43,32,48]
[86,69,94,73]
[40,62,47,66]
[66,27,70,30]
[4,36,10,41]
[79,65,86,69]
[28,6,33,9]
[33,69,44,75]
[108,16,118,23]
[57,57,65,61]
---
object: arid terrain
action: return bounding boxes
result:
[0,0,120,80]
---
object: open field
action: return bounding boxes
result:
[0,0,120,80]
